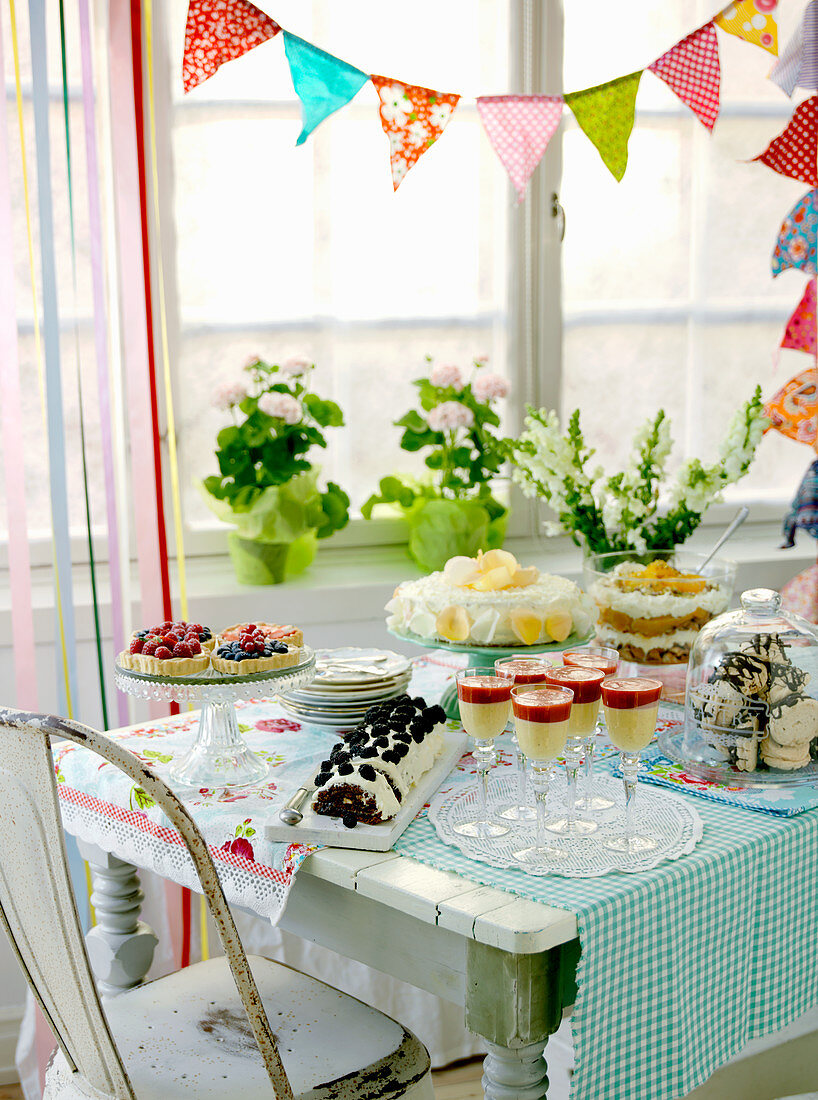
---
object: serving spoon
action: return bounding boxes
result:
[696,506,749,573]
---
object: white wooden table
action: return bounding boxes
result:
[75,836,581,1100]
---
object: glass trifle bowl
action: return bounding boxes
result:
[583,549,737,701]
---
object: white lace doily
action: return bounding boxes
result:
[429,776,703,877]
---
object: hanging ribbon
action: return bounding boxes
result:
[648,22,721,132]
[182,0,280,93]
[144,0,189,622]
[476,95,563,203]
[0,2,37,708]
[782,278,817,356]
[771,190,817,278]
[371,76,460,190]
[108,0,167,634]
[282,31,368,146]
[565,71,643,182]
[753,96,818,187]
[58,0,109,728]
[27,0,79,717]
[78,0,129,724]
[715,0,779,55]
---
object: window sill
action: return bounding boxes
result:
[2,522,813,642]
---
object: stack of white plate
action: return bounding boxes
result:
[278,647,413,729]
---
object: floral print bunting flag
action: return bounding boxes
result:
[766,368,817,448]
[715,0,779,56]
[648,22,721,132]
[476,95,563,202]
[754,98,818,187]
[781,279,817,357]
[371,76,460,190]
[564,71,643,182]
[772,191,818,277]
[182,0,280,94]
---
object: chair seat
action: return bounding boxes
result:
[46,956,433,1100]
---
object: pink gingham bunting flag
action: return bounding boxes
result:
[770,1,818,97]
[648,22,721,132]
[477,95,563,202]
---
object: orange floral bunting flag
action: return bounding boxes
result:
[371,76,460,190]
[715,0,779,56]
[765,367,817,446]
[182,0,280,93]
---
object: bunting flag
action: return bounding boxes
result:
[564,71,642,182]
[772,190,817,278]
[371,76,460,190]
[715,0,779,56]
[282,32,369,146]
[782,278,817,356]
[648,22,721,132]
[765,367,817,446]
[753,96,818,186]
[770,1,818,96]
[476,95,563,202]
[182,0,280,94]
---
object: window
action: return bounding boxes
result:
[561,0,809,508]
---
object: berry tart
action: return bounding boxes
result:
[119,623,212,677]
[211,625,301,674]
[219,622,304,648]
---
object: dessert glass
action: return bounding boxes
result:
[510,686,573,865]
[544,666,605,836]
[455,668,513,839]
[494,656,554,822]
[564,645,620,812]
[601,677,662,854]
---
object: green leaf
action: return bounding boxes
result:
[131,787,155,811]
[245,827,256,837]
[303,393,344,428]
[395,409,427,432]
[217,425,242,450]
[143,750,174,764]
[237,723,253,734]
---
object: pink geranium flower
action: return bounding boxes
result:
[429,363,463,390]
[473,372,509,402]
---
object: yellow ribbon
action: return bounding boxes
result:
[8,0,73,716]
[143,0,188,621]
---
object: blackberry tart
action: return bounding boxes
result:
[311,696,448,826]
[211,625,300,674]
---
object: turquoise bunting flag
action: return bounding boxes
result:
[283,31,369,145]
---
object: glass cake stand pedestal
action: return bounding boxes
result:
[388,627,593,719]
[114,648,316,791]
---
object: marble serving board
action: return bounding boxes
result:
[264,727,468,852]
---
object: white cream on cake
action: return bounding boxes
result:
[386,550,596,647]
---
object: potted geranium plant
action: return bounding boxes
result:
[363,356,511,571]
[508,386,768,554]
[202,356,350,584]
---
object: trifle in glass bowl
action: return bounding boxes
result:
[583,550,737,699]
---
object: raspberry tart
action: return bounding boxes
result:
[219,622,304,648]
[119,623,211,677]
[211,625,301,674]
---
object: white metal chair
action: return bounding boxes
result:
[0,707,434,1100]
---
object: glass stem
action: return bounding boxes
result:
[621,751,639,842]
[531,763,549,849]
[584,734,596,794]
[566,764,578,829]
[515,738,528,805]
[474,740,495,822]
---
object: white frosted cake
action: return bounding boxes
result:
[386,550,597,647]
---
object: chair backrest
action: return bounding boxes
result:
[0,707,294,1100]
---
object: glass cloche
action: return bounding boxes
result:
[666,589,818,786]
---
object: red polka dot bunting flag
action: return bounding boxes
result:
[782,278,817,357]
[476,96,563,202]
[182,0,281,94]
[648,22,721,132]
[753,96,818,187]
[371,76,460,190]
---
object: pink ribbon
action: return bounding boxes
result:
[0,10,37,709]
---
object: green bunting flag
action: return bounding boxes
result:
[565,70,642,182]
[283,31,369,146]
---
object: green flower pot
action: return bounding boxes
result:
[228,534,290,585]
[405,497,508,572]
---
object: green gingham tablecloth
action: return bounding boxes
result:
[405,656,818,1100]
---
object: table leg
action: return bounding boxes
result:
[465,940,575,1100]
[77,841,158,997]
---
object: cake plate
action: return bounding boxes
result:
[114,648,316,791]
[658,724,818,788]
[388,627,593,719]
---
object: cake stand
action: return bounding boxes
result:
[388,627,593,719]
[114,648,316,791]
